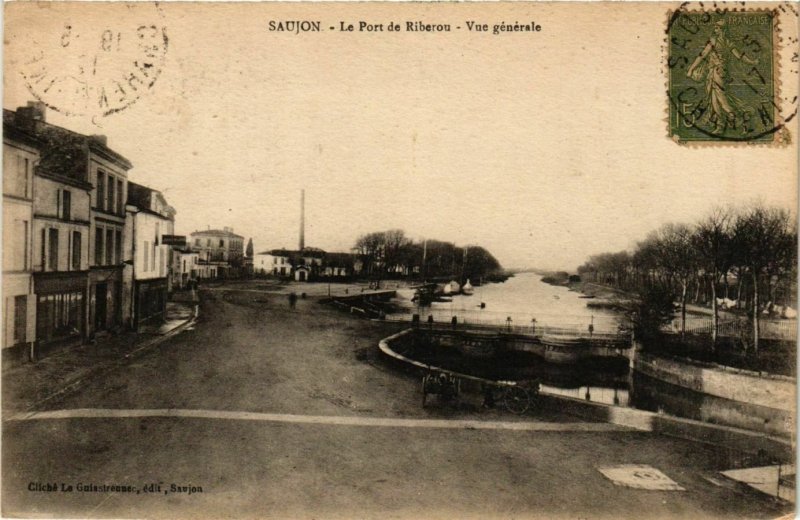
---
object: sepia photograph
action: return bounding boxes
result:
[1,1,798,518]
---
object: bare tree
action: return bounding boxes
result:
[657,223,697,337]
[693,207,735,347]
[734,205,794,352]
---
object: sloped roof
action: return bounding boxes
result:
[127,181,176,218]
[191,229,244,239]
[3,107,132,188]
[3,121,43,149]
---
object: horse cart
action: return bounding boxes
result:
[421,369,539,415]
[422,371,461,407]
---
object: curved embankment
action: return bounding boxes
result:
[379,329,793,463]
[634,351,795,438]
[377,329,518,391]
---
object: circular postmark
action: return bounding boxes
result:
[14,3,168,120]
[665,2,798,144]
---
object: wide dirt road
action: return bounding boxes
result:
[2,285,790,519]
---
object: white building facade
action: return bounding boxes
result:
[126,182,175,329]
[2,124,39,359]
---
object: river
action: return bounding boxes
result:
[389,272,632,406]
[391,272,624,333]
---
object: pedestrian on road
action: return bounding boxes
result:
[288,292,297,309]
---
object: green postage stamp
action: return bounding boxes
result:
[668,8,783,144]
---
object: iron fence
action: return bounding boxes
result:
[664,316,797,341]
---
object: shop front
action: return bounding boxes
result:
[134,278,168,329]
[33,271,88,356]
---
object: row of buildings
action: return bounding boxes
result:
[2,102,246,362]
[253,248,354,281]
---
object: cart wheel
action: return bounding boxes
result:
[503,386,530,415]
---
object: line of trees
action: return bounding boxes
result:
[353,229,503,283]
[577,203,797,352]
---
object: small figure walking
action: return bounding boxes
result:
[288,292,297,310]
[482,384,496,409]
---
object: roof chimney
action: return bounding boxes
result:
[224,226,232,233]
[299,189,305,251]
[90,135,108,147]
[14,101,46,130]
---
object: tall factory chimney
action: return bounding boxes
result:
[299,189,305,251]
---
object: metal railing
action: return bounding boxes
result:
[385,309,630,339]
[664,316,797,341]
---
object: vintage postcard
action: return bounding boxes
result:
[2,2,798,519]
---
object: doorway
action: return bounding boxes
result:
[95,283,107,331]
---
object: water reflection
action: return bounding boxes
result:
[392,272,624,332]
[542,384,630,407]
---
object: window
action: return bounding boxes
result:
[61,190,71,220]
[116,179,123,215]
[13,295,27,344]
[3,219,28,271]
[107,177,115,214]
[96,171,106,211]
[195,239,200,246]
[206,239,211,247]
[95,228,104,266]
[36,291,83,343]
[2,151,29,198]
[159,247,165,276]
[48,228,58,271]
[71,231,81,270]
[143,241,149,271]
[219,239,224,247]
[115,230,122,265]
[40,229,46,272]
[106,229,114,265]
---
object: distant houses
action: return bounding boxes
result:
[189,227,245,280]
[254,247,353,281]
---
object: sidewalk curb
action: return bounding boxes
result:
[5,305,199,420]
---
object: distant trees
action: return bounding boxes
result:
[352,230,503,282]
[576,203,797,352]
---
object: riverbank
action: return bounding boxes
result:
[567,281,631,300]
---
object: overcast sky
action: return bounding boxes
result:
[5,2,797,270]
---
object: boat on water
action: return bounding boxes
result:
[462,279,474,296]
[411,283,452,304]
[442,280,460,295]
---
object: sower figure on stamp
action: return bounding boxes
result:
[686,19,760,135]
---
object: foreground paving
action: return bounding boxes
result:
[2,284,792,519]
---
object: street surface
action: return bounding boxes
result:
[2,282,792,519]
